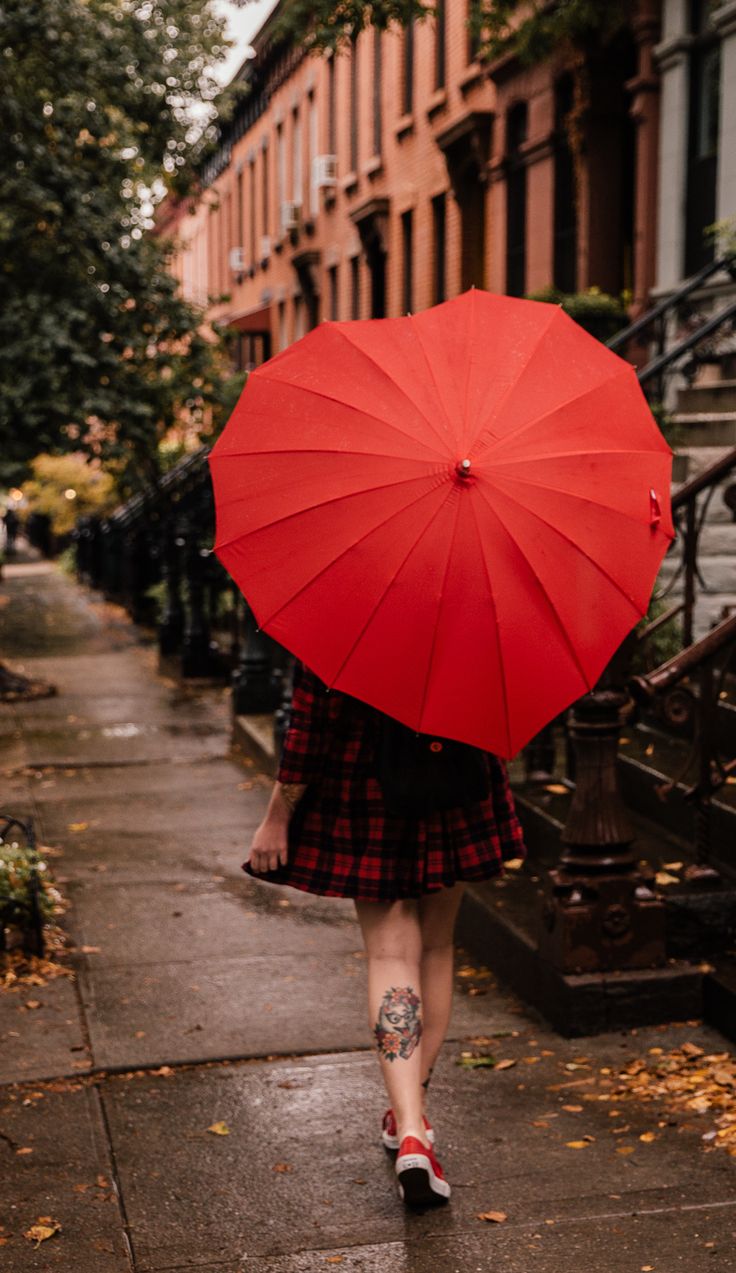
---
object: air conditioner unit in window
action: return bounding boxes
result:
[260,234,271,261]
[280,200,301,233]
[313,154,337,189]
[228,247,246,274]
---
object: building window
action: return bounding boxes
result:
[278,300,287,350]
[328,264,339,320]
[261,140,269,238]
[402,21,414,115]
[249,158,257,267]
[276,122,285,231]
[467,0,481,62]
[351,256,361,319]
[328,52,337,155]
[432,193,446,304]
[553,75,577,293]
[294,293,305,340]
[402,209,413,314]
[435,0,446,90]
[308,92,318,216]
[236,169,244,258]
[372,28,383,157]
[292,106,302,206]
[685,0,720,275]
[350,36,359,173]
[505,101,528,297]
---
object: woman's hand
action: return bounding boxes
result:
[247,816,288,874]
[245,781,306,874]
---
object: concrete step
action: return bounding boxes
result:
[672,413,736,447]
[677,380,736,414]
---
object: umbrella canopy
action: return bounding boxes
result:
[209,289,674,757]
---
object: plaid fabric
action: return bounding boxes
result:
[243,661,527,901]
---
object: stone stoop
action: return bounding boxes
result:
[658,376,736,638]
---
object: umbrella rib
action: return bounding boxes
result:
[416,492,463,733]
[214,472,447,553]
[492,447,669,464]
[327,487,457,690]
[474,487,594,695]
[254,481,452,632]
[475,483,645,614]
[253,373,449,461]
[467,497,513,757]
[209,446,444,466]
[487,470,675,534]
[474,365,633,462]
[327,323,454,456]
[468,305,560,455]
[406,316,458,448]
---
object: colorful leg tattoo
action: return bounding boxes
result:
[373,986,423,1061]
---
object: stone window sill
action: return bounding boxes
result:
[395,112,415,140]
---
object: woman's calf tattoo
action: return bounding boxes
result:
[373,986,422,1061]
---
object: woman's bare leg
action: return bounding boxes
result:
[418,884,466,1092]
[354,899,428,1147]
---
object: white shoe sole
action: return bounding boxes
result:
[395,1152,450,1207]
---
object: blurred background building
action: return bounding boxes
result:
[160,0,735,371]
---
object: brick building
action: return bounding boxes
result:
[159,0,729,371]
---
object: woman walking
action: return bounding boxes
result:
[245,658,526,1210]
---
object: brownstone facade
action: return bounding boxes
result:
[161,1,663,368]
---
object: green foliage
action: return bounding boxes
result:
[270,0,431,50]
[630,596,684,676]
[21,453,119,535]
[469,0,636,64]
[265,0,635,58]
[0,0,233,486]
[526,285,629,342]
[0,838,55,929]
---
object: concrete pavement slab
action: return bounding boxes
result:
[64,879,362,966]
[0,1082,130,1272]
[232,1208,736,1273]
[100,1044,736,1270]
[0,975,88,1084]
[78,939,523,1071]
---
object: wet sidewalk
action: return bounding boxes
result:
[1,559,735,1271]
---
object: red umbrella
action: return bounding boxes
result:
[209,289,673,757]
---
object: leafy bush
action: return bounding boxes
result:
[21,453,118,536]
[0,838,55,931]
[526,286,629,343]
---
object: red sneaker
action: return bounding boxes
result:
[381,1109,435,1151]
[395,1135,450,1207]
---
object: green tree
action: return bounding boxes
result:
[0,0,237,487]
[266,0,635,55]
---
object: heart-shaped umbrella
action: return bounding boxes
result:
[209,289,673,756]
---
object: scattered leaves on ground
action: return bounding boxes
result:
[457,1052,497,1069]
[23,1217,61,1247]
[206,1121,230,1136]
[477,1210,508,1223]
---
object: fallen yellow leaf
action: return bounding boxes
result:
[616,1146,635,1155]
[272,1162,293,1173]
[207,1122,230,1136]
[325,1258,344,1264]
[494,1058,517,1070]
[562,1104,583,1112]
[477,1210,507,1223]
[639,1132,656,1142]
[655,871,680,886]
[565,1140,589,1149]
[67,822,88,832]
[24,1217,61,1247]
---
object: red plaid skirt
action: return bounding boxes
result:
[243,662,527,901]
